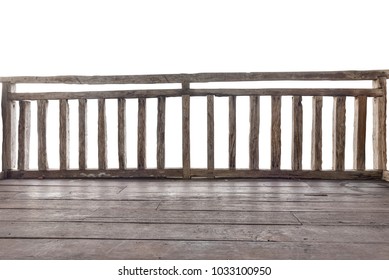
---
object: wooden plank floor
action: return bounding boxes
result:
[0,178,389,259]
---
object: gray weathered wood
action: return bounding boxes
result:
[353,96,367,170]
[157,97,166,169]
[229,96,236,169]
[10,88,383,101]
[37,100,48,171]
[373,77,387,170]
[182,83,191,179]
[2,70,388,84]
[249,96,259,169]
[271,96,281,170]
[1,83,16,173]
[59,99,69,170]
[333,96,346,171]
[78,99,87,170]
[118,98,126,170]
[292,96,303,170]
[137,98,146,169]
[98,99,107,170]
[17,101,31,171]
[207,95,214,173]
[311,96,323,170]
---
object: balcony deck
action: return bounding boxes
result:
[0,178,388,259]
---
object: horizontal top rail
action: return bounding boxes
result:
[1,70,389,84]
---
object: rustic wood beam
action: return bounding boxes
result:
[353,96,367,170]
[271,96,281,170]
[137,98,146,169]
[37,100,48,171]
[229,96,236,169]
[373,77,387,170]
[207,95,214,174]
[292,96,303,170]
[249,96,259,169]
[332,97,346,171]
[1,83,16,173]
[157,97,166,170]
[59,99,69,170]
[98,99,107,170]
[78,99,87,170]
[182,82,190,179]
[311,96,323,170]
[18,101,31,171]
[118,98,126,170]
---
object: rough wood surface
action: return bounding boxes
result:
[333,97,346,171]
[249,96,259,169]
[137,98,146,169]
[118,98,126,170]
[207,95,214,173]
[17,101,31,171]
[78,99,87,170]
[157,97,166,169]
[1,83,16,173]
[311,96,323,170]
[98,99,107,170]
[292,96,303,170]
[353,96,367,170]
[182,87,191,179]
[59,99,69,170]
[2,70,388,84]
[37,100,48,171]
[10,88,383,100]
[271,96,281,170]
[373,77,387,170]
[229,96,236,169]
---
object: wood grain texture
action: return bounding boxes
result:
[229,96,236,169]
[332,97,346,171]
[182,87,190,179]
[2,70,388,84]
[59,99,69,170]
[353,96,367,170]
[37,100,48,171]
[1,83,16,173]
[118,98,126,170]
[207,95,214,173]
[373,77,387,170]
[292,96,303,170]
[157,97,166,169]
[311,96,323,171]
[17,101,31,171]
[249,96,259,169]
[10,88,383,101]
[137,98,146,169]
[271,96,281,170]
[98,99,107,170]
[78,99,87,170]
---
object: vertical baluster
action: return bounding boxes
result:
[79,99,87,170]
[137,98,146,169]
[271,96,281,170]
[1,83,16,173]
[182,82,190,178]
[118,98,127,170]
[249,96,259,169]
[333,96,346,171]
[18,101,31,171]
[207,95,214,174]
[311,96,323,170]
[59,99,69,170]
[157,97,166,170]
[229,96,236,169]
[353,96,367,170]
[37,100,48,171]
[292,96,303,170]
[373,77,387,170]
[98,99,107,170]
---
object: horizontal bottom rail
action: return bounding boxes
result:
[4,169,383,180]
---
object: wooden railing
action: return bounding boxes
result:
[0,70,388,180]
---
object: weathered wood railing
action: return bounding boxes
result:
[0,70,388,180]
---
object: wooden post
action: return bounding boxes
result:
[207,95,214,174]
[137,98,146,169]
[1,83,16,174]
[182,82,190,179]
[157,97,166,170]
[79,99,87,170]
[333,96,346,171]
[118,98,126,170]
[292,96,303,170]
[229,96,236,169]
[18,101,31,171]
[271,96,281,170]
[373,77,387,170]
[353,96,367,170]
[37,100,48,171]
[98,99,107,170]
[59,99,69,170]
[311,96,323,170]
[249,96,259,169]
